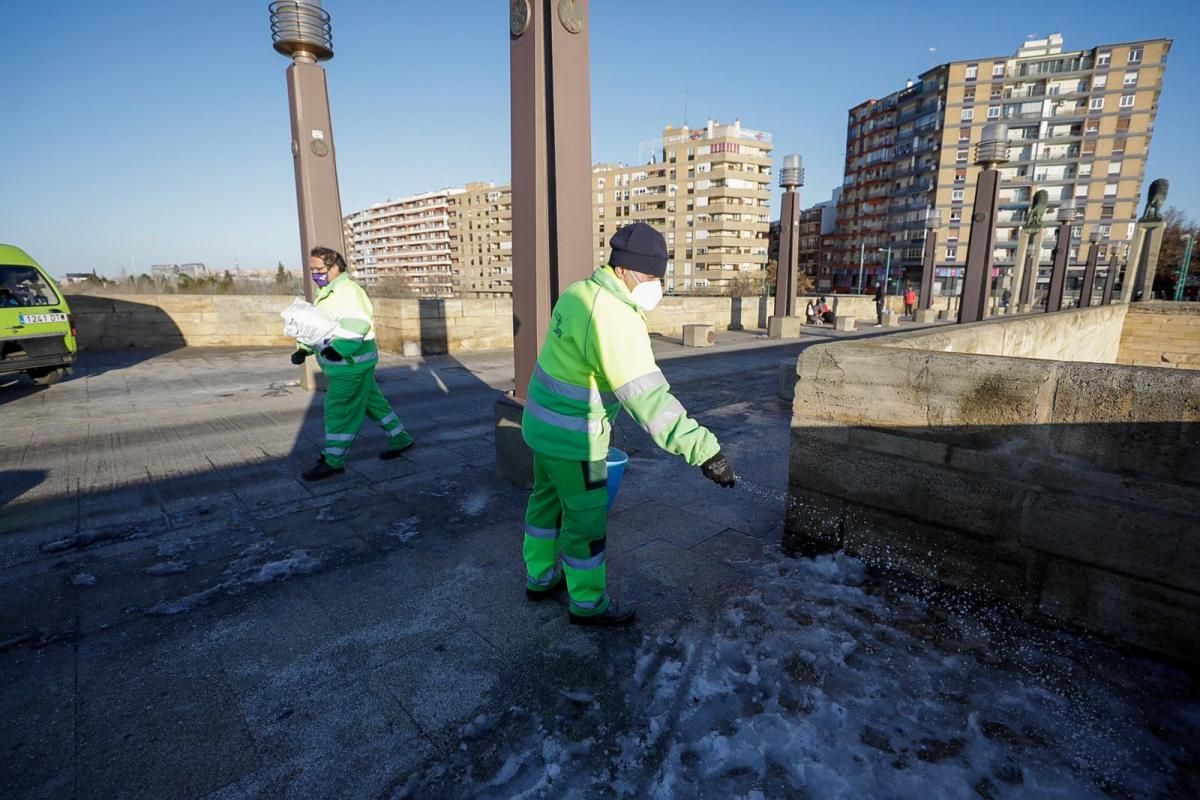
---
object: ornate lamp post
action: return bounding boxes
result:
[497,0,595,486]
[915,206,941,322]
[1100,240,1124,306]
[773,154,804,320]
[1078,231,1102,308]
[959,123,1008,324]
[1045,199,1075,312]
[269,0,343,391]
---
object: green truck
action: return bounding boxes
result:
[0,244,77,386]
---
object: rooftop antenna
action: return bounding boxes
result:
[928,47,937,67]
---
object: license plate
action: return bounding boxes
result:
[18,313,68,324]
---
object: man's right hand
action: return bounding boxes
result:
[290,350,307,365]
[701,452,736,488]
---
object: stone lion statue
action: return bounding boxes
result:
[1025,189,1049,230]
[1139,178,1168,224]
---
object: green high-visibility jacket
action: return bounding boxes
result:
[296,274,379,374]
[522,266,720,466]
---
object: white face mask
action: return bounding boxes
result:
[628,273,663,311]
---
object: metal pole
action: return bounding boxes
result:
[1078,235,1101,308]
[1175,234,1195,302]
[508,0,593,403]
[1046,218,1073,312]
[959,167,1001,324]
[1101,250,1119,306]
[498,0,593,487]
[918,222,938,311]
[958,123,1008,324]
[857,242,865,294]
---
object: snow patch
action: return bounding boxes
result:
[252,550,320,584]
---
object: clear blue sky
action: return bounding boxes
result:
[3,0,1196,277]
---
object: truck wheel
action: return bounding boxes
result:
[27,367,69,386]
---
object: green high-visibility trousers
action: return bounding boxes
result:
[523,452,610,616]
[321,365,411,468]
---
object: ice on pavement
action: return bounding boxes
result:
[146,544,322,616]
[392,550,1199,799]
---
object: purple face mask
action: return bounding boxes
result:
[312,272,330,287]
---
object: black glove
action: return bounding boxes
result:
[701,452,736,488]
[290,350,307,365]
[320,346,343,362]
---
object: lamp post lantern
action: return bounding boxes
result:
[1045,199,1075,312]
[959,122,1008,323]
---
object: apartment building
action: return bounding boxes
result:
[343,189,459,295]
[830,34,1170,296]
[593,120,774,293]
[345,119,773,296]
[449,182,513,297]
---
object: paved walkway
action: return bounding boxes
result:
[2,330,1197,799]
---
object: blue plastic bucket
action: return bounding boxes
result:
[606,448,629,511]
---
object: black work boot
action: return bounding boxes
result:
[525,573,566,602]
[302,456,344,482]
[378,439,415,460]
[569,600,636,627]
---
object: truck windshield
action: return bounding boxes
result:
[0,265,61,308]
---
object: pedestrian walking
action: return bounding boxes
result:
[521,223,736,627]
[873,280,886,327]
[903,286,917,317]
[293,246,414,481]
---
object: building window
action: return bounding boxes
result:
[965,65,978,80]
[1089,97,1105,111]
[1123,72,1138,86]
[1104,183,1118,196]
[946,247,958,261]
[1092,74,1107,89]
[1107,161,1122,175]
[959,128,971,144]
[952,189,964,202]
[1085,120,1100,134]
[955,169,966,183]
[1119,94,1135,108]
[964,90,975,102]
[992,63,1005,78]
[949,209,962,222]
[956,150,968,163]
[1099,224,1111,238]
[961,108,974,121]
[1097,51,1111,67]
[1115,117,1131,135]
[1128,47,1143,63]
[987,106,1001,119]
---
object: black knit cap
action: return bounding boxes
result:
[607,223,668,278]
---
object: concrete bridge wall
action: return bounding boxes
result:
[65,293,762,354]
[66,291,962,355]
[784,303,1200,662]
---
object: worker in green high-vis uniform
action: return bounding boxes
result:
[521,223,737,627]
[293,246,414,481]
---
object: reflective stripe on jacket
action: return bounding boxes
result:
[522,266,719,466]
